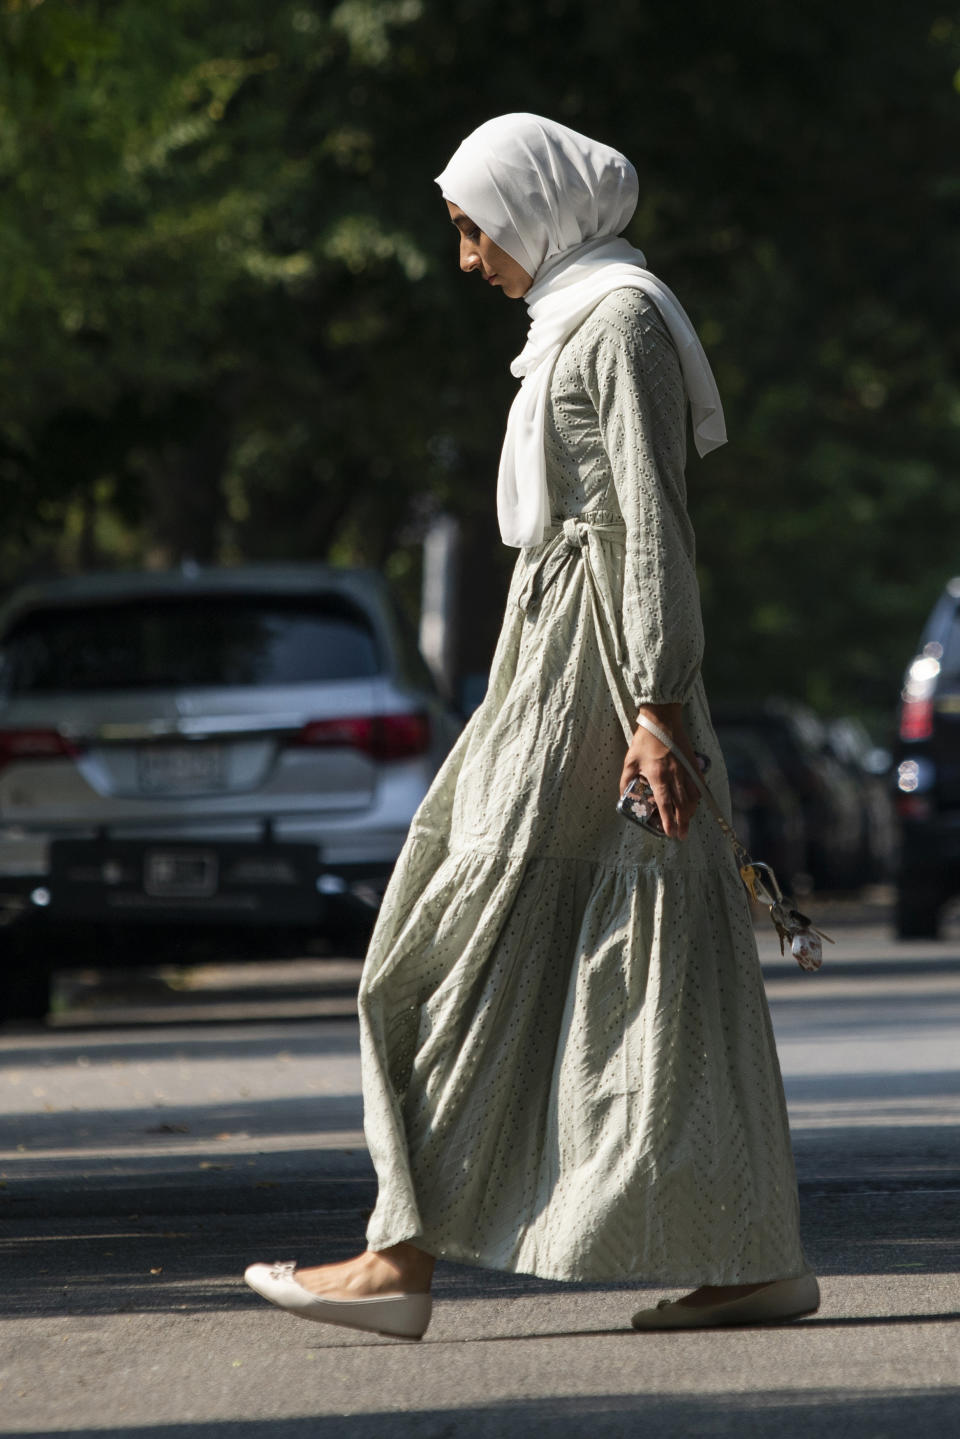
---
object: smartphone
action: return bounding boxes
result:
[617,753,711,836]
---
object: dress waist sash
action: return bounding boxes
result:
[517,517,635,743]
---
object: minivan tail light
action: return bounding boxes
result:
[296,713,431,760]
[898,697,934,742]
[0,728,80,772]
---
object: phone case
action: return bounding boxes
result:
[617,753,711,835]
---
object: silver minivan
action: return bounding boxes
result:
[0,564,461,1018]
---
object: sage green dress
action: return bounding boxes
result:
[358,288,808,1285]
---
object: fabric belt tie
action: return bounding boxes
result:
[518,517,636,744]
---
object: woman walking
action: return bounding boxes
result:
[245,113,818,1337]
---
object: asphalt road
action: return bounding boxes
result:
[1,901,959,1437]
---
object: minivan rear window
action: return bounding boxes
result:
[0,594,381,694]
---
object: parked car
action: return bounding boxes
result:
[711,700,863,891]
[713,725,806,892]
[892,576,960,938]
[825,716,896,885]
[0,564,461,1018]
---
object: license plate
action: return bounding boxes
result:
[144,849,218,897]
[138,744,225,793]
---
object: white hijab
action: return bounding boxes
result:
[436,113,727,548]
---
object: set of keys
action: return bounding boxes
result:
[738,860,834,972]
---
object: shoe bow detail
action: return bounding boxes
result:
[267,1261,297,1282]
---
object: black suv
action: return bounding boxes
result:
[893,577,960,937]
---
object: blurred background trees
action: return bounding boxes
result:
[1,0,958,725]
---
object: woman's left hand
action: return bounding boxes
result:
[619,702,701,841]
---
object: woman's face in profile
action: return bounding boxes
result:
[446,201,533,299]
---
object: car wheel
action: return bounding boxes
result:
[0,955,52,1022]
[895,883,941,940]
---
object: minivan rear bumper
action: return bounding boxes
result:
[49,836,324,925]
[0,833,399,933]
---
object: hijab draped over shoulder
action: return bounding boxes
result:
[436,113,726,548]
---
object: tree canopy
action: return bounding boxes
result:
[1,0,958,724]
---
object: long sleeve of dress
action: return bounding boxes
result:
[581,290,705,707]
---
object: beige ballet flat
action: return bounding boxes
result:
[631,1273,820,1330]
[243,1261,432,1340]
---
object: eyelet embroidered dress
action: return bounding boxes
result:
[358,288,808,1285]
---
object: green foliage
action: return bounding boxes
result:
[0,0,958,724]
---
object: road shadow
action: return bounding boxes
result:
[3,954,959,1321]
[10,1387,960,1438]
[0,1093,364,1154]
[3,1172,960,1321]
[1,957,364,1035]
[0,1026,362,1068]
